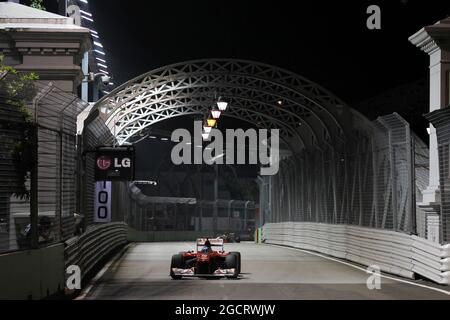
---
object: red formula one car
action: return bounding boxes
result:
[170,238,241,279]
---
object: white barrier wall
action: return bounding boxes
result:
[263,222,450,285]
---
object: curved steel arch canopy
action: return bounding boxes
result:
[93,59,373,151]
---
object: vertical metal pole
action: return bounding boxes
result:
[29,86,51,249]
[199,170,203,231]
[59,121,63,240]
[258,179,264,227]
[75,134,82,214]
[174,204,177,230]
[228,200,232,231]
[410,133,417,234]
[30,124,39,249]
[244,201,250,231]
[199,201,203,232]
[213,163,218,236]
[58,99,74,240]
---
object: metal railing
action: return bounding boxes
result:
[64,222,127,280]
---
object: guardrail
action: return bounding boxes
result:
[263,222,450,285]
[65,222,128,280]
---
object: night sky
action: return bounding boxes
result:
[86,0,450,107]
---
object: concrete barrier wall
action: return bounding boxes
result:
[263,222,450,285]
[0,244,65,299]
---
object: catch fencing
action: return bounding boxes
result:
[263,113,429,238]
[426,108,450,243]
[0,82,87,253]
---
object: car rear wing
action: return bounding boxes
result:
[197,238,224,252]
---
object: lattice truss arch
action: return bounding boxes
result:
[94,59,371,150]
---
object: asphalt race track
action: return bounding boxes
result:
[80,242,450,300]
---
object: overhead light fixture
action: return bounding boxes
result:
[202,133,211,141]
[277,100,284,106]
[207,118,217,127]
[90,29,98,35]
[99,69,109,75]
[94,41,103,48]
[94,49,106,55]
[97,63,108,69]
[211,109,221,119]
[161,137,168,141]
[79,0,89,4]
[203,126,212,134]
[217,100,228,112]
[149,136,157,139]
[96,57,106,63]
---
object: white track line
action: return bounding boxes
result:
[76,244,132,300]
[267,243,450,296]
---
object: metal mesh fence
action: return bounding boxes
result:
[266,113,427,236]
[0,99,26,253]
[425,109,450,243]
[0,82,87,253]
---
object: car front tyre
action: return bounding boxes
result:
[170,253,184,280]
[225,253,239,279]
[229,252,241,274]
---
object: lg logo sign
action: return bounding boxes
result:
[96,156,131,170]
[94,147,135,181]
[96,156,111,170]
[93,147,134,223]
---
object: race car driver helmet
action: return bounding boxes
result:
[202,239,212,253]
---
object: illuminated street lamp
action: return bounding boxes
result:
[211,109,222,119]
[207,118,217,127]
[202,132,211,141]
[203,125,212,134]
[217,97,228,111]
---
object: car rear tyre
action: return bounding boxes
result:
[170,253,184,279]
